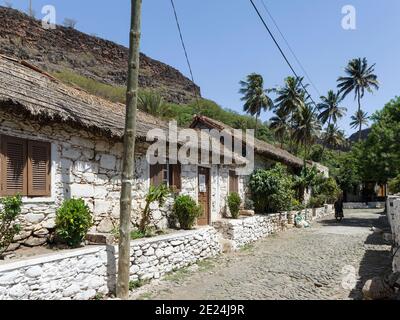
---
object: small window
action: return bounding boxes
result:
[0,135,51,197]
[229,170,239,193]
[150,162,181,191]
[150,163,168,187]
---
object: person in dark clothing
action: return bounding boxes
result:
[334,192,344,222]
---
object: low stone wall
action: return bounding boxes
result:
[213,206,333,250]
[387,197,400,273]
[343,202,385,209]
[0,227,221,300]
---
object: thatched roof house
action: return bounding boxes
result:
[0,55,168,139]
[190,115,304,168]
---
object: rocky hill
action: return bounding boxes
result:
[0,6,200,104]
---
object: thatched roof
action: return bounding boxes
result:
[0,56,247,165]
[0,55,168,139]
[190,115,305,168]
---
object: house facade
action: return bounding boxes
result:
[0,56,250,249]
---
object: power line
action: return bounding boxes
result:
[248,0,319,110]
[260,0,321,97]
[170,0,197,91]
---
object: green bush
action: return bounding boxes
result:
[249,164,295,213]
[313,177,341,204]
[388,175,400,194]
[173,195,202,230]
[307,195,326,209]
[227,192,241,219]
[0,195,22,256]
[56,198,93,247]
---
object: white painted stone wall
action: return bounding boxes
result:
[343,202,386,209]
[213,206,334,250]
[0,112,200,248]
[391,198,400,273]
[0,227,221,300]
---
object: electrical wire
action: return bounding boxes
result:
[248,0,319,110]
[260,0,321,97]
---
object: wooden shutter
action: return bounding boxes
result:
[0,135,28,196]
[27,140,51,197]
[229,170,239,193]
[169,163,181,191]
[150,164,167,187]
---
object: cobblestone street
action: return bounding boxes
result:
[131,209,393,300]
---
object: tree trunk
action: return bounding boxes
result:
[117,0,142,299]
[321,117,331,157]
[357,89,362,142]
[254,112,259,138]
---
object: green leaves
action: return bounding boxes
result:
[0,195,22,256]
[172,195,202,230]
[227,192,241,219]
[249,164,295,214]
[55,198,93,247]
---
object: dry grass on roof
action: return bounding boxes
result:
[0,55,168,139]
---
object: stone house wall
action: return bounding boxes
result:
[387,197,400,273]
[0,112,245,249]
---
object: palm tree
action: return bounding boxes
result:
[317,90,347,153]
[138,91,165,116]
[337,57,379,140]
[292,104,321,165]
[239,73,273,137]
[274,76,306,118]
[322,124,346,150]
[350,110,369,139]
[269,110,289,148]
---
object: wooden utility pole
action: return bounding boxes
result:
[116,0,142,299]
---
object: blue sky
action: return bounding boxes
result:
[8,0,400,135]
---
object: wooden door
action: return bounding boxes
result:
[198,167,210,226]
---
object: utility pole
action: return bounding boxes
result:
[29,0,33,17]
[117,0,142,299]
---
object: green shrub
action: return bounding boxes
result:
[388,175,400,194]
[244,198,255,210]
[139,184,170,232]
[249,164,295,213]
[173,195,202,230]
[0,195,22,256]
[227,192,241,219]
[313,177,341,204]
[56,198,93,247]
[308,195,326,209]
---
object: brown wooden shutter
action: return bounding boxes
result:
[0,135,28,196]
[27,140,51,197]
[169,164,181,191]
[229,170,239,193]
[150,164,167,187]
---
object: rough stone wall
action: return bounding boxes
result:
[0,227,221,300]
[0,112,190,248]
[343,202,386,209]
[391,198,400,273]
[214,206,334,250]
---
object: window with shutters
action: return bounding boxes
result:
[150,162,181,191]
[229,170,239,193]
[0,135,51,197]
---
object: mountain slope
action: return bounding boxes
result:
[0,6,200,104]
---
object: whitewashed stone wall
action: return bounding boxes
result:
[214,206,334,250]
[388,197,400,273]
[0,112,195,248]
[0,227,221,300]
[343,202,386,209]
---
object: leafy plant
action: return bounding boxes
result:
[307,195,326,209]
[388,175,400,195]
[55,198,93,247]
[249,164,295,213]
[139,184,170,233]
[227,192,241,219]
[0,195,22,256]
[244,198,255,211]
[172,195,202,230]
[129,279,150,290]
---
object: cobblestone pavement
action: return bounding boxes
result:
[130,209,393,300]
